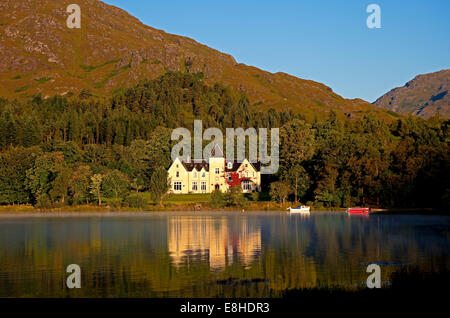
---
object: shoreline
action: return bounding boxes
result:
[0,205,447,215]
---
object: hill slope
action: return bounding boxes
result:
[0,0,396,120]
[374,70,449,119]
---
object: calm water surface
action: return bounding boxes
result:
[0,211,448,297]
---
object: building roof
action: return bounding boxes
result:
[225,160,261,172]
[181,160,209,172]
[175,145,261,172]
[210,144,224,158]
[178,159,261,173]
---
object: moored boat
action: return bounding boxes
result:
[288,206,311,213]
[346,207,370,215]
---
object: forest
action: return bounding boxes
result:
[0,72,448,209]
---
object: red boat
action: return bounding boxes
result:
[346,207,371,214]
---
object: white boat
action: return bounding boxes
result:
[287,206,311,213]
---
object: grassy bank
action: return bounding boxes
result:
[0,194,445,213]
[0,202,298,213]
[0,193,304,213]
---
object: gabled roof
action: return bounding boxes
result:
[181,160,209,172]
[225,160,261,172]
[210,144,224,158]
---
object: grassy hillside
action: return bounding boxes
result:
[0,0,398,120]
[374,69,449,118]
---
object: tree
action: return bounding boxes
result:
[270,181,292,206]
[128,139,151,187]
[0,147,37,204]
[50,167,71,204]
[102,170,130,199]
[26,152,64,205]
[70,165,93,205]
[278,119,315,204]
[280,119,315,169]
[149,167,170,206]
[313,162,340,207]
[90,174,103,206]
[210,189,225,208]
[51,141,83,166]
[130,178,144,193]
[282,164,310,204]
[224,185,247,207]
[127,130,172,191]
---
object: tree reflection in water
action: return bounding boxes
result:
[0,212,448,297]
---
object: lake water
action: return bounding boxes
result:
[0,211,448,297]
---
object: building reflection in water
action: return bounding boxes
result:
[167,216,261,271]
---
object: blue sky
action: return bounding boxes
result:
[103,0,449,102]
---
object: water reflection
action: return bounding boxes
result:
[0,212,448,297]
[168,216,261,271]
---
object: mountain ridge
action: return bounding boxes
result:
[373,69,449,119]
[0,0,398,120]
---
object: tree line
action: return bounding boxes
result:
[276,113,449,208]
[0,72,448,208]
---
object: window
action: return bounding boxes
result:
[201,181,207,191]
[228,175,232,182]
[227,162,233,169]
[176,164,179,168]
[242,180,251,191]
[252,172,255,177]
[192,182,198,191]
[215,168,220,174]
[202,172,206,178]
[245,164,248,168]
[193,171,197,178]
[174,182,182,191]
[176,171,180,178]
[215,184,220,190]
